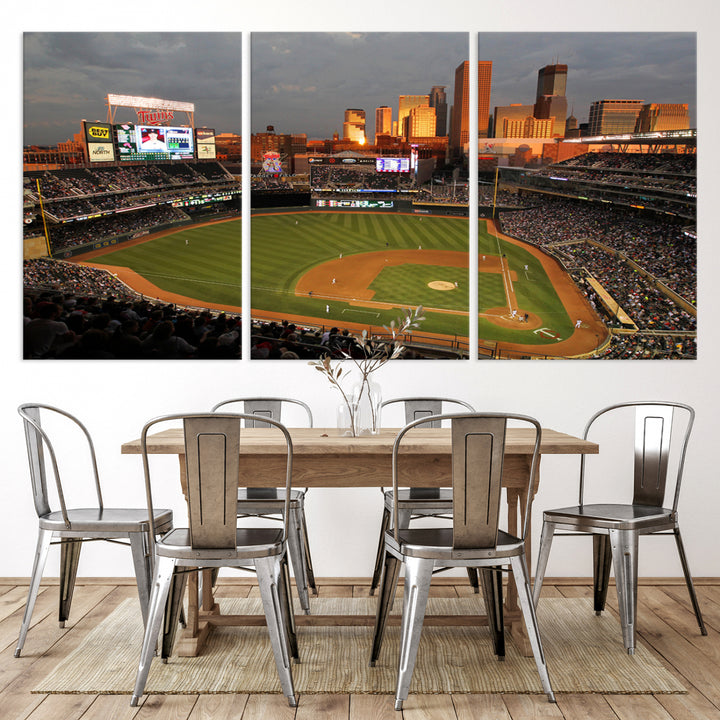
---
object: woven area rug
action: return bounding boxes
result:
[34,597,684,695]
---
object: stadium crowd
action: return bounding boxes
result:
[500,197,696,305]
[27,205,190,252]
[499,194,696,359]
[512,151,696,218]
[24,259,242,360]
[310,165,415,193]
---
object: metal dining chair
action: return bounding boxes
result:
[533,401,707,654]
[211,397,316,613]
[16,403,174,658]
[131,412,297,707]
[370,412,555,710]
[369,397,477,596]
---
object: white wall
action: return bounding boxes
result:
[4,1,718,582]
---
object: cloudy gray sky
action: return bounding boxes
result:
[23,31,695,145]
[481,32,696,126]
[23,33,242,146]
[251,32,467,139]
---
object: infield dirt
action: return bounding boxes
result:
[72,216,608,358]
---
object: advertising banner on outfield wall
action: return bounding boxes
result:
[83,121,116,163]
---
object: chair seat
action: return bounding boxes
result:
[544,503,674,531]
[39,508,173,534]
[383,488,452,510]
[157,527,285,561]
[386,527,524,561]
[237,488,305,511]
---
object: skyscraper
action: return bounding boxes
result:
[429,85,447,136]
[588,99,644,135]
[398,94,429,139]
[534,64,568,137]
[343,108,366,144]
[536,63,567,99]
[635,103,690,132]
[407,105,436,137]
[375,105,392,144]
[450,61,492,155]
[493,104,535,138]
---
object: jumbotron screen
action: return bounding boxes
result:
[115,123,195,161]
[376,157,410,173]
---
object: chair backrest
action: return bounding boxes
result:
[580,401,694,512]
[381,397,475,428]
[392,412,541,548]
[140,412,294,549]
[18,403,103,527]
[211,398,313,428]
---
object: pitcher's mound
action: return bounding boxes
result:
[428,281,456,291]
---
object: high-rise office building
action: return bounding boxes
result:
[635,103,690,132]
[398,94,429,139]
[375,105,392,144]
[503,116,554,139]
[343,108,366,143]
[536,64,567,99]
[588,99,644,135]
[534,64,568,137]
[450,61,492,155]
[429,85,448,136]
[407,105,436,137]
[493,104,535,138]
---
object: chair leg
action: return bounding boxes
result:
[394,556,434,711]
[131,555,176,706]
[673,527,707,636]
[161,568,188,660]
[479,567,505,659]
[608,528,639,654]
[369,550,401,666]
[369,506,391,596]
[59,538,82,627]
[15,528,52,657]
[532,520,555,608]
[593,534,612,615]
[510,554,556,703]
[277,552,299,661]
[297,503,317,596]
[129,532,152,628]
[255,554,297,707]
[286,506,311,614]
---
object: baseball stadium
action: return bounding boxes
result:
[22,96,696,360]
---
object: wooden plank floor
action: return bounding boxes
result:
[0,578,718,720]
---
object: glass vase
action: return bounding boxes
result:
[336,400,358,437]
[352,378,382,436]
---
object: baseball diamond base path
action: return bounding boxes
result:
[70,215,608,358]
[484,220,608,356]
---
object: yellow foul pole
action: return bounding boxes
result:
[35,179,52,258]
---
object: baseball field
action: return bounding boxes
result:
[75,210,606,356]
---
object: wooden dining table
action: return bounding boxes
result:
[121,425,598,656]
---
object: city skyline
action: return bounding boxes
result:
[23,31,695,146]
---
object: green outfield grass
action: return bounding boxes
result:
[86,212,573,345]
[251,212,470,336]
[90,220,242,306]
